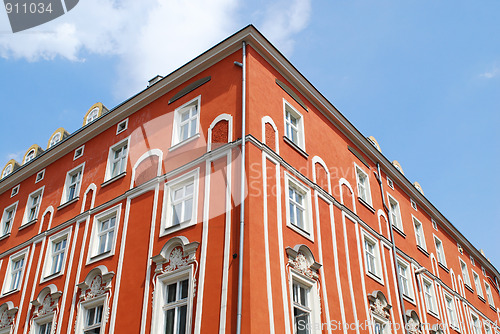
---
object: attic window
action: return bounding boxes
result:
[386,177,394,189]
[86,107,99,125]
[74,146,85,160]
[410,199,417,211]
[431,219,438,231]
[11,185,20,197]
[2,164,12,178]
[24,149,36,164]
[116,119,128,135]
[49,132,62,148]
[457,243,463,255]
[35,170,45,183]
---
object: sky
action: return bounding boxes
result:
[0,1,498,269]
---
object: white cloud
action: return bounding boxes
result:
[5,150,24,162]
[0,0,312,98]
[480,66,500,79]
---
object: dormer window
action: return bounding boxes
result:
[24,149,35,164]
[49,132,61,148]
[2,164,12,178]
[86,107,99,125]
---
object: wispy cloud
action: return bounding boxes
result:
[0,0,312,98]
[5,150,25,162]
[480,66,500,79]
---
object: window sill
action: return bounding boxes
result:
[0,233,10,241]
[40,271,63,284]
[464,284,474,293]
[283,136,308,159]
[477,295,486,303]
[57,197,79,211]
[427,309,440,320]
[367,271,384,285]
[19,219,37,231]
[87,250,113,265]
[402,294,416,305]
[1,288,19,297]
[358,197,375,213]
[169,133,201,152]
[416,245,429,257]
[489,304,496,311]
[160,220,196,237]
[101,172,126,188]
[392,226,406,238]
[449,325,461,333]
[286,222,313,242]
[438,262,450,273]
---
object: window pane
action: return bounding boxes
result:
[184,199,193,222]
[166,283,177,303]
[165,309,175,334]
[178,305,187,334]
[180,279,189,299]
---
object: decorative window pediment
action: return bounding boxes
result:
[286,245,321,280]
[31,284,62,318]
[368,291,391,320]
[405,310,422,334]
[77,265,115,302]
[151,236,199,274]
[0,301,18,332]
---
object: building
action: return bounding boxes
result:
[0,25,498,334]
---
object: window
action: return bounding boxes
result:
[388,194,402,231]
[171,97,200,147]
[153,269,194,334]
[24,149,36,164]
[74,145,84,160]
[49,132,62,148]
[36,319,53,334]
[161,170,199,235]
[372,315,389,334]
[460,259,471,286]
[88,206,121,263]
[35,170,45,183]
[293,280,312,334]
[422,278,438,315]
[484,281,495,307]
[432,219,438,231]
[484,323,493,334]
[61,164,84,204]
[387,177,394,189]
[24,188,44,224]
[83,303,103,333]
[473,271,483,297]
[285,174,313,238]
[444,293,458,329]
[43,228,71,280]
[2,249,28,294]
[355,165,372,206]
[481,267,486,276]
[470,256,475,266]
[410,198,417,210]
[413,217,426,249]
[86,107,99,125]
[363,233,382,279]
[283,101,305,150]
[2,164,12,178]
[471,313,482,334]
[116,119,128,134]
[105,138,129,181]
[457,243,463,255]
[11,185,19,197]
[434,236,446,266]
[1,203,17,237]
[397,260,413,299]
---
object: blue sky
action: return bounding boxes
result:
[0,1,498,269]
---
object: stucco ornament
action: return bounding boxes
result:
[165,247,189,272]
[0,311,12,329]
[368,291,391,320]
[407,318,421,334]
[289,253,319,279]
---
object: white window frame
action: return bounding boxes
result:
[444,292,459,330]
[372,313,390,334]
[422,276,439,316]
[2,248,29,295]
[412,216,426,250]
[32,312,55,334]
[283,99,306,151]
[386,176,394,189]
[472,270,484,298]
[284,172,314,241]
[85,107,99,125]
[61,163,85,205]
[470,312,482,334]
[116,118,128,135]
[2,164,12,178]
[387,194,403,231]
[460,259,471,287]
[74,145,84,160]
[410,198,417,211]
[41,227,72,282]
[432,219,438,231]
[87,205,121,264]
[160,169,199,237]
[170,96,201,149]
[484,322,493,334]
[355,164,372,206]
[484,281,495,307]
[289,271,320,334]
[397,259,414,300]
[1,202,17,237]
[11,185,20,197]
[362,231,383,283]
[104,137,130,182]
[49,132,62,148]
[434,235,447,266]
[151,266,194,334]
[76,295,107,334]
[24,149,36,164]
[35,169,45,183]
[23,187,44,225]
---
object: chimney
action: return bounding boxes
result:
[148,75,163,87]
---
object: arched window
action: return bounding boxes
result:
[86,107,99,125]
[49,132,62,148]
[2,164,12,178]
[24,149,36,164]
